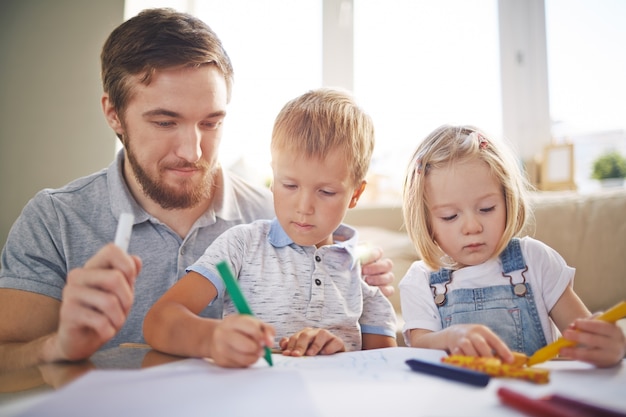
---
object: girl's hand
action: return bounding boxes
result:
[209,315,275,368]
[444,324,514,363]
[559,318,626,368]
[279,328,346,357]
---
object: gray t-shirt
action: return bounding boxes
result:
[189,219,397,351]
[0,150,274,350]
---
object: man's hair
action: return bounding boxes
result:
[101,8,234,117]
[402,124,531,270]
[270,87,375,186]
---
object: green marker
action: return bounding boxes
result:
[216,261,273,367]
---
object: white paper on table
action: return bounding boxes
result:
[16,358,321,417]
[14,347,626,417]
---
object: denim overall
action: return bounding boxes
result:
[429,238,547,356]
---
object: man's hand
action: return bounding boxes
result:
[47,243,141,363]
[359,246,395,297]
[279,328,346,356]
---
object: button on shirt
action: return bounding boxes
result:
[188,219,397,351]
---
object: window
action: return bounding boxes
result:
[353,0,501,201]
[125,0,626,197]
[125,0,321,186]
[545,0,626,192]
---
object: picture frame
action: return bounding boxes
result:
[539,143,576,191]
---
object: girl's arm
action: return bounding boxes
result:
[550,287,625,367]
[548,286,591,332]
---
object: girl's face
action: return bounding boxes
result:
[425,158,506,268]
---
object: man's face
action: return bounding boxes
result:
[116,65,228,209]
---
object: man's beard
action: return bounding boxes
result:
[124,140,215,210]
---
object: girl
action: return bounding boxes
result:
[399,124,625,368]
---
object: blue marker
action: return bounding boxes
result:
[406,358,490,387]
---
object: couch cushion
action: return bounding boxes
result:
[526,189,626,312]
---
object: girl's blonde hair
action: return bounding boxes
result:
[402,124,532,270]
[271,87,375,186]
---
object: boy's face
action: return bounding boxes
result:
[271,146,365,247]
[425,158,506,268]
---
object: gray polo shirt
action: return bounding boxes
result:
[189,219,397,351]
[0,150,274,350]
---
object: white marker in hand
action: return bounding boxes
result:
[114,213,134,253]
[355,242,375,264]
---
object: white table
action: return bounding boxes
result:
[1,347,625,417]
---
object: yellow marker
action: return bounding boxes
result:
[526,300,626,366]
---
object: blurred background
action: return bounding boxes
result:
[1,0,625,244]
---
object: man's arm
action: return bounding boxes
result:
[360,246,395,297]
[0,244,141,371]
[0,289,60,371]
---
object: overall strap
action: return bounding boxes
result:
[499,238,527,274]
[429,268,453,285]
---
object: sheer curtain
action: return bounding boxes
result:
[124,0,626,197]
[124,0,321,188]
[353,0,501,201]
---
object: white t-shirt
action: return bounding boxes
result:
[399,236,575,346]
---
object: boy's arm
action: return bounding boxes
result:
[279,328,346,356]
[143,271,274,367]
[143,271,219,358]
[362,333,397,349]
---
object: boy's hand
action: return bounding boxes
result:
[279,328,346,356]
[209,315,275,368]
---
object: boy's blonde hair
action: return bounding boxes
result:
[402,124,531,270]
[271,88,375,186]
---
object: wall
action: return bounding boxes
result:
[0,0,125,246]
[498,0,551,163]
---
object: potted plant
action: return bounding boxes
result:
[591,150,626,187]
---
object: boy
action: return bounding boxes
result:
[144,88,397,368]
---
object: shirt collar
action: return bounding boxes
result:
[267,218,360,266]
[108,149,144,223]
